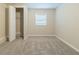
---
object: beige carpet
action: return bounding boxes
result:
[0,36,78,55]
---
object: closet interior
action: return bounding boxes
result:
[16,8,24,39]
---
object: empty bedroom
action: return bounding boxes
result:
[0,3,79,55]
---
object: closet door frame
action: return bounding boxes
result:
[14,6,27,40]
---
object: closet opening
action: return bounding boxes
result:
[16,8,24,39]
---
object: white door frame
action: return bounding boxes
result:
[14,5,27,40]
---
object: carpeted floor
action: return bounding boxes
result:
[0,36,78,55]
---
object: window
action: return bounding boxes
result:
[35,14,47,26]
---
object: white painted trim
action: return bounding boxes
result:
[0,37,6,44]
[56,35,79,53]
[28,34,56,36]
[13,5,25,8]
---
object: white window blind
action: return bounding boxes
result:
[35,14,47,26]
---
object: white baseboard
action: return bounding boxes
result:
[0,36,6,44]
[28,34,56,37]
[56,35,79,53]
[24,34,29,40]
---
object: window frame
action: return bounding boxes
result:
[35,14,47,26]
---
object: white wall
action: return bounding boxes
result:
[28,9,56,35]
[56,3,79,50]
[0,4,7,44]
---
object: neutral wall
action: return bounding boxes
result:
[56,4,79,50]
[28,9,56,35]
[0,4,7,44]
